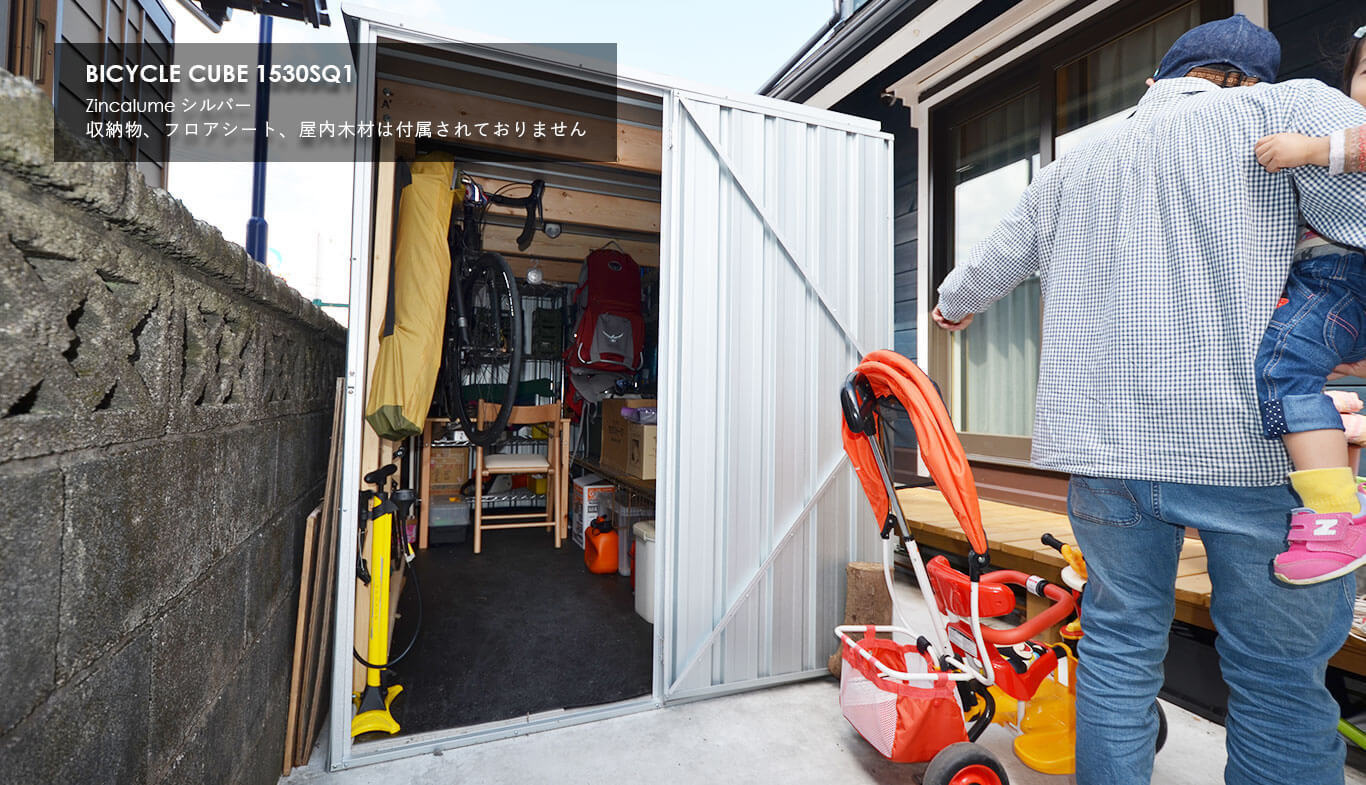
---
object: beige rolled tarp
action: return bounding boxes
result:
[365,153,456,440]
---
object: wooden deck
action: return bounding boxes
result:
[896,487,1366,675]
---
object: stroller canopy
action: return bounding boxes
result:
[841,350,988,556]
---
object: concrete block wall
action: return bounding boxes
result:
[0,69,346,785]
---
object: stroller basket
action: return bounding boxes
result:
[838,626,967,762]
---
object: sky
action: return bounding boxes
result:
[164,0,839,326]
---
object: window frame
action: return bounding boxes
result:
[924,0,1232,468]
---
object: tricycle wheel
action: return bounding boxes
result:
[923,742,1009,785]
[1155,700,1168,753]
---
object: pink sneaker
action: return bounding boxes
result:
[1273,502,1366,585]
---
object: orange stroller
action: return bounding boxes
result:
[835,350,1079,784]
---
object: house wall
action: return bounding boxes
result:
[829,0,1361,481]
[827,1,1026,476]
[56,0,175,187]
[0,69,344,785]
[1271,0,1364,85]
[829,0,1027,366]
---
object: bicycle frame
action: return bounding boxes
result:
[447,176,543,348]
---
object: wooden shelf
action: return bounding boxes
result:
[572,455,655,500]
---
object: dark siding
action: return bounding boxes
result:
[833,89,919,362]
[1269,0,1365,86]
[828,1,1027,366]
[57,0,174,187]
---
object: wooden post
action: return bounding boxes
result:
[1026,592,1064,644]
[828,562,894,677]
[360,135,398,486]
[419,418,434,549]
[354,137,397,694]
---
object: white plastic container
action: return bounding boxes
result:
[617,523,631,577]
[633,521,656,623]
[612,498,652,576]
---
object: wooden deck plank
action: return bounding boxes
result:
[1176,556,1208,577]
[896,486,1364,675]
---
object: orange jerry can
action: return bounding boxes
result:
[584,517,618,574]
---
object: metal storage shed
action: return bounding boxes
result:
[332,3,895,769]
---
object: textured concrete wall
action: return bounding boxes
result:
[0,70,346,785]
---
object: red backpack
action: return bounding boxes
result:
[568,249,644,373]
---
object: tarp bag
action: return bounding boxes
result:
[568,249,644,373]
[364,153,456,440]
[839,627,967,763]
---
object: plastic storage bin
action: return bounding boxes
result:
[428,496,471,545]
[611,499,653,576]
[633,521,656,623]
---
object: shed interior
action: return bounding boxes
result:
[351,38,669,742]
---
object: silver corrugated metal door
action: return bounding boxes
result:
[657,89,894,701]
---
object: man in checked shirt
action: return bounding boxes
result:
[931,14,1366,785]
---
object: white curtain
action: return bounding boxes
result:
[962,278,1039,436]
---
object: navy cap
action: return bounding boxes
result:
[1154,14,1280,83]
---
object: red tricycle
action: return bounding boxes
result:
[835,350,1165,784]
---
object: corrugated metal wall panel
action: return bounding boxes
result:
[661,90,892,700]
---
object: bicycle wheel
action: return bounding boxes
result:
[451,252,523,447]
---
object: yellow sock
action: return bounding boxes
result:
[1289,467,1361,514]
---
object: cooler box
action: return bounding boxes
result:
[571,474,615,548]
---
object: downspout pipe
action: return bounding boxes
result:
[245,14,273,264]
[758,0,843,95]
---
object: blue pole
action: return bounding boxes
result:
[245,15,273,264]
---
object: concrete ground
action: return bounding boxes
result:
[282,678,1366,785]
[286,577,1366,785]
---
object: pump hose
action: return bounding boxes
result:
[352,511,422,671]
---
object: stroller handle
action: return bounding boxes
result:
[841,373,878,436]
[977,569,1076,646]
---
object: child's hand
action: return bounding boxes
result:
[1330,359,1366,380]
[1327,390,1364,414]
[1344,413,1366,446]
[1255,133,1331,173]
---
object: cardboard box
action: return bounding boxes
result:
[600,398,656,471]
[625,423,657,480]
[571,474,615,548]
[430,446,470,487]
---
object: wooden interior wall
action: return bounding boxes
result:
[375,77,663,284]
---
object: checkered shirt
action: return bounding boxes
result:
[937,77,1366,486]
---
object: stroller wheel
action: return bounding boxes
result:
[1155,700,1168,753]
[923,742,1008,785]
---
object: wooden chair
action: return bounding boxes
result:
[473,402,571,554]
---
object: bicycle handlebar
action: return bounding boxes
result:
[487,179,544,251]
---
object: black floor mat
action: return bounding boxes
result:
[381,524,652,735]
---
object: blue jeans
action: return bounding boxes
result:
[1255,251,1366,437]
[1068,475,1353,785]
